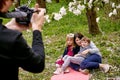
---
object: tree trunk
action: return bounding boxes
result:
[36,0,46,8]
[86,7,101,35]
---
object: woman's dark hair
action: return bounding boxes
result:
[73,32,84,55]
[0,0,5,10]
[74,32,84,45]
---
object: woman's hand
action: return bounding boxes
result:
[31,4,46,31]
[5,3,46,32]
[5,18,30,32]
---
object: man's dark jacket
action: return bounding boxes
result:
[0,19,45,80]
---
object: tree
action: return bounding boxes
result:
[86,7,101,34]
[86,0,101,35]
[48,0,120,35]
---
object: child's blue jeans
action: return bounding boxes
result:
[80,54,102,70]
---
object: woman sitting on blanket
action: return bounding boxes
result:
[53,33,84,75]
[54,33,110,75]
[71,33,110,74]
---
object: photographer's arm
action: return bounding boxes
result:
[12,30,45,73]
[12,6,46,73]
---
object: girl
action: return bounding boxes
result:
[53,33,75,74]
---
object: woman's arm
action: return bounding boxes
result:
[13,30,45,73]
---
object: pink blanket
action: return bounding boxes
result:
[51,68,90,80]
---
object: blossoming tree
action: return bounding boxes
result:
[45,0,120,35]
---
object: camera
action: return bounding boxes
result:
[0,5,39,26]
[15,5,34,26]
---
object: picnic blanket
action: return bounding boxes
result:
[51,67,90,80]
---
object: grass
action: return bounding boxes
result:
[2,0,120,80]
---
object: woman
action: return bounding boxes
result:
[70,32,110,74]
[0,0,46,80]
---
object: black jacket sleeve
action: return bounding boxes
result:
[62,47,68,57]
[13,30,45,73]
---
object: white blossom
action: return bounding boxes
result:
[116,4,120,9]
[46,0,52,3]
[45,15,51,23]
[68,0,85,16]
[53,13,62,21]
[68,7,74,12]
[77,4,85,11]
[59,7,67,16]
[112,3,115,8]
[103,0,109,4]
[47,19,51,23]
[73,9,81,15]
[68,2,74,8]
[84,0,87,4]
[89,0,93,4]
[96,17,100,23]
[112,9,117,15]
[107,47,112,52]
[88,2,92,9]
[96,7,100,11]
[108,12,113,17]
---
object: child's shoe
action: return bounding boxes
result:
[64,68,70,73]
[79,69,89,75]
[55,64,61,68]
[53,68,63,75]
